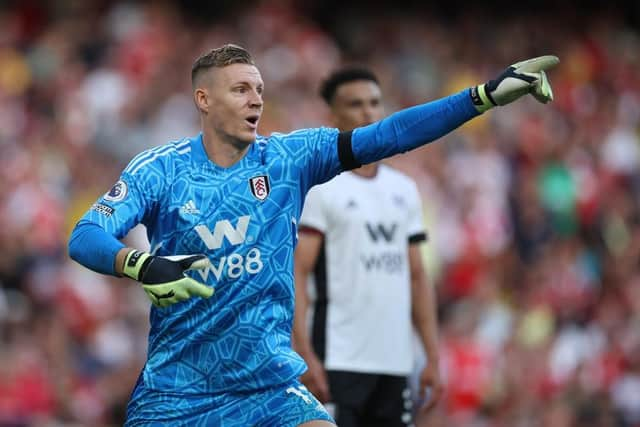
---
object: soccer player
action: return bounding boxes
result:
[291,68,442,427]
[67,44,558,426]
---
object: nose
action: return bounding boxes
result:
[362,105,375,122]
[249,90,263,109]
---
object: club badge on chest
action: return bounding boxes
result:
[249,175,271,201]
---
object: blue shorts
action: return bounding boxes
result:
[125,375,335,426]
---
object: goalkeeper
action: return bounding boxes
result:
[68,45,558,427]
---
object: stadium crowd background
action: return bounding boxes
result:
[0,1,639,426]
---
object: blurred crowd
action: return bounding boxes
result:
[0,1,639,426]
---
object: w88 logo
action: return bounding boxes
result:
[196,247,264,282]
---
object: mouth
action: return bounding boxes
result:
[245,115,260,129]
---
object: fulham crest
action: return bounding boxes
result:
[249,175,271,201]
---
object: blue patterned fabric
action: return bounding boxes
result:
[79,129,340,398]
[70,91,478,422]
[125,376,333,426]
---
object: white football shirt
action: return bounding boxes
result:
[300,165,427,375]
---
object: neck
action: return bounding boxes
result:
[202,128,251,168]
[351,162,379,178]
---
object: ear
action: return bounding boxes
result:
[194,88,208,114]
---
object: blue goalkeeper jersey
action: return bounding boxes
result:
[81,128,342,394]
[71,88,479,399]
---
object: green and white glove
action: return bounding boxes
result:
[123,250,214,308]
[471,55,560,113]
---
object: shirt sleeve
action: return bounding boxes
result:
[350,89,479,166]
[68,221,125,275]
[406,181,428,244]
[68,152,166,275]
[277,127,343,195]
[80,159,165,238]
[299,185,328,234]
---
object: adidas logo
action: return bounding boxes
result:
[180,200,200,215]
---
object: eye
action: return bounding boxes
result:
[233,86,247,94]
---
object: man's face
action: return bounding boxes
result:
[203,63,264,146]
[330,80,383,131]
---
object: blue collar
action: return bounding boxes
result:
[190,133,264,170]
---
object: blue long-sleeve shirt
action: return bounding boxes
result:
[68,88,478,397]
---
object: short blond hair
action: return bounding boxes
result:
[191,44,255,86]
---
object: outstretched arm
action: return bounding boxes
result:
[340,55,559,169]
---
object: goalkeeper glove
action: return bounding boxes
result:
[122,250,214,308]
[471,55,560,113]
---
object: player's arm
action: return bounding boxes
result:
[69,224,212,307]
[292,228,331,403]
[341,56,559,170]
[408,242,443,412]
[302,56,558,188]
[68,174,147,277]
[68,158,212,308]
[292,230,321,357]
[293,186,332,402]
[403,180,443,412]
